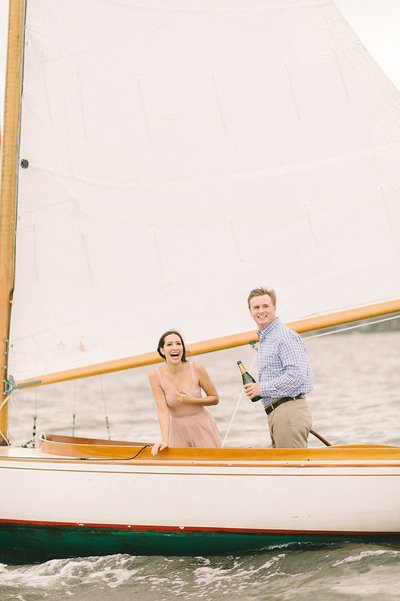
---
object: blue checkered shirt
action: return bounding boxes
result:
[257,318,313,406]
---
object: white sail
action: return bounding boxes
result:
[8,0,400,381]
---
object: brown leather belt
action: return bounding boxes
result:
[264,393,305,415]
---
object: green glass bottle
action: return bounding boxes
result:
[237,360,262,402]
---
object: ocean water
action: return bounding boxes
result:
[1,331,400,600]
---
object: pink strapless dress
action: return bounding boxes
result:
[156,362,221,448]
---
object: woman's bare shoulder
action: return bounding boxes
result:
[148,367,160,381]
[192,361,207,375]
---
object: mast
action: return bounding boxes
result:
[0,0,26,444]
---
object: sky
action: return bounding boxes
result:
[1,1,400,127]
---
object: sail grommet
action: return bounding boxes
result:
[20,159,29,168]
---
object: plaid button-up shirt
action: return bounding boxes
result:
[257,317,314,406]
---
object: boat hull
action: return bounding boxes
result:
[1,439,400,562]
[1,522,398,565]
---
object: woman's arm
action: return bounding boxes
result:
[149,370,170,455]
[177,362,219,406]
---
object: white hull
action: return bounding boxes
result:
[1,455,399,533]
[1,441,399,562]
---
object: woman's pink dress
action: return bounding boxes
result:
[156,362,221,448]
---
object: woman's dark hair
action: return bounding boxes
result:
[157,330,187,362]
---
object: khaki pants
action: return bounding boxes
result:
[268,397,312,448]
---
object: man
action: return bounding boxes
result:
[245,287,313,448]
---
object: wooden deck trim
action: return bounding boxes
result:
[37,434,400,465]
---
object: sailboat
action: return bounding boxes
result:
[1,0,400,563]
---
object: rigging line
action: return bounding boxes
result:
[0,430,10,445]
[0,395,11,445]
[2,392,26,443]
[71,380,77,437]
[80,445,152,461]
[222,351,258,448]
[0,394,10,413]
[22,388,38,448]
[0,428,10,445]
[7,445,152,462]
[100,376,111,440]
[304,315,400,339]
[24,389,38,448]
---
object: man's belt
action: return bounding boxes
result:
[264,393,305,415]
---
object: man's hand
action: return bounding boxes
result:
[244,382,260,400]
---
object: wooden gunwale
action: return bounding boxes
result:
[35,434,400,467]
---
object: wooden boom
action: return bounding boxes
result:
[13,298,400,390]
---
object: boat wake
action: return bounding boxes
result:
[1,544,400,601]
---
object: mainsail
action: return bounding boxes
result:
[2,0,400,386]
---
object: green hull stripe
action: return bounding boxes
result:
[0,524,398,564]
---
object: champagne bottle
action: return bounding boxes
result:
[237,360,262,402]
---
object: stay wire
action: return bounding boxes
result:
[22,389,38,448]
[0,393,25,446]
[100,375,112,440]
[304,314,400,339]
[222,350,258,447]
[71,380,77,437]
[0,394,11,445]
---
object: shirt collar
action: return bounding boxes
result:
[258,317,280,340]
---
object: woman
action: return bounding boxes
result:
[149,330,221,455]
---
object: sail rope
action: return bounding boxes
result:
[100,376,112,440]
[1,389,39,447]
[67,376,112,439]
[303,314,400,339]
[22,389,38,448]
[71,380,77,437]
[0,393,11,445]
[222,349,258,447]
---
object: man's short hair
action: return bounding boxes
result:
[247,287,277,309]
